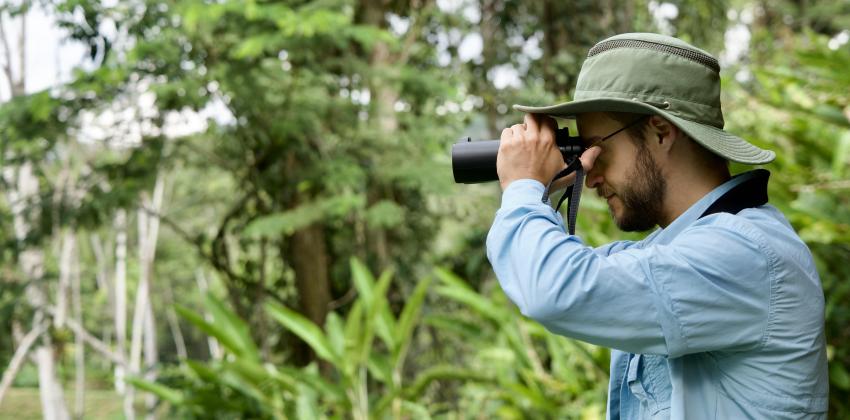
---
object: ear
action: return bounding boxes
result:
[646,116,679,153]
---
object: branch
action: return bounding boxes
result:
[0,318,47,406]
[0,13,15,97]
[395,0,435,66]
[45,306,127,367]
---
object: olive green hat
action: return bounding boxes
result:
[515,32,775,165]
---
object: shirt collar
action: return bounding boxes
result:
[647,170,769,245]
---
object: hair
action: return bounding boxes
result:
[603,111,728,168]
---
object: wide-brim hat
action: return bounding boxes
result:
[514,33,774,165]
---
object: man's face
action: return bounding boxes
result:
[577,112,667,232]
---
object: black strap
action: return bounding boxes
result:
[699,169,770,219]
[543,157,584,235]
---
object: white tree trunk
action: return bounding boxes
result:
[126,174,165,420]
[143,303,158,420]
[2,160,69,419]
[2,9,68,419]
[71,233,85,419]
[36,344,70,420]
[0,317,47,405]
[90,233,116,370]
[56,230,74,329]
[114,210,128,395]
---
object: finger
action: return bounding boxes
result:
[500,127,513,142]
[551,172,577,191]
[538,115,557,146]
[523,113,539,136]
[510,124,525,143]
[579,146,602,172]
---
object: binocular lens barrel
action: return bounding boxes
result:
[451,129,585,184]
[451,138,501,183]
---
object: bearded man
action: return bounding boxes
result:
[487,33,828,419]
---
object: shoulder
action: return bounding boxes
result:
[673,212,774,263]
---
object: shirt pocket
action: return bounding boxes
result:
[627,354,672,417]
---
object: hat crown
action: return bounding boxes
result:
[574,33,725,128]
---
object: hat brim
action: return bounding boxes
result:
[514,99,775,165]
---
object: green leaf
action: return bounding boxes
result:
[324,311,345,363]
[434,268,509,324]
[343,301,364,375]
[350,257,375,306]
[244,194,365,238]
[367,353,392,384]
[203,293,259,360]
[175,305,246,359]
[126,376,185,405]
[266,302,339,365]
[393,275,432,359]
[373,269,397,350]
[831,361,850,390]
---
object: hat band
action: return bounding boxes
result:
[587,39,720,73]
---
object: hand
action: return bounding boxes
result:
[550,145,603,191]
[497,114,566,190]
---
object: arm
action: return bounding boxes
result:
[486,187,772,357]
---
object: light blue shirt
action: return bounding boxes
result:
[486,171,828,419]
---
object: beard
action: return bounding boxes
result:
[612,145,667,232]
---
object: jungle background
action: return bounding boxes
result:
[0,0,849,418]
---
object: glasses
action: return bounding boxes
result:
[585,116,648,149]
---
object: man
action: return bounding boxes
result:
[487,33,828,419]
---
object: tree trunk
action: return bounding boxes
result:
[291,223,332,329]
[36,343,70,420]
[113,210,128,394]
[71,233,85,419]
[126,174,164,420]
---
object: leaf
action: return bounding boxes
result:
[393,275,432,359]
[365,200,405,228]
[203,293,260,360]
[175,304,246,359]
[831,361,850,390]
[126,376,185,405]
[434,268,508,324]
[367,353,392,384]
[324,311,345,363]
[244,194,365,238]
[350,257,375,306]
[350,258,396,349]
[266,301,339,365]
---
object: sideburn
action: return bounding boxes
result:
[615,142,667,232]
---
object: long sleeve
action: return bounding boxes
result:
[486,180,772,357]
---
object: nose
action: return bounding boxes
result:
[579,146,603,188]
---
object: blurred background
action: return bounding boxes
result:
[0,0,848,418]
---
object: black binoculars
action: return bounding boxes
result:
[451,127,585,183]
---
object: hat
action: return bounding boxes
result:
[514,32,774,165]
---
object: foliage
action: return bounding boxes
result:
[134,259,608,418]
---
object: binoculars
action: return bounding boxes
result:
[451,127,586,183]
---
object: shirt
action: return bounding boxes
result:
[486,170,828,419]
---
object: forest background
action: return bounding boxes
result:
[0,0,849,418]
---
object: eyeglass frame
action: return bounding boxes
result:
[584,115,649,150]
